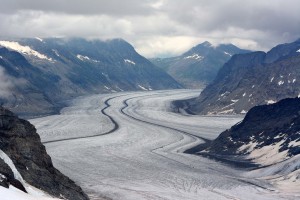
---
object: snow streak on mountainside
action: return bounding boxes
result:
[30,90,297,200]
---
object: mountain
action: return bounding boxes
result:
[176,39,300,114]
[150,41,250,88]
[0,38,181,117]
[0,106,89,199]
[197,98,300,188]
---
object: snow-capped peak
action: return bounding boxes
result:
[0,41,52,61]
[202,41,212,47]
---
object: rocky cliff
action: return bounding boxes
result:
[200,97,300,166]
[0,106,89,199]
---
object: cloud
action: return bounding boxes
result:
[0,66,25,99]
[0,0,299,57]
[0,67,15,99]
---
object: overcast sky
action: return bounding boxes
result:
[0,0,299,57]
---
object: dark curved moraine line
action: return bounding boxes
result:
[120,97,211,144]
[43,95,123,144]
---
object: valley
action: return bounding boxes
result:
[30,90,297,200]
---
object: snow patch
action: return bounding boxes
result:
[138,85,148,91]
[242,92,246,97]
[115,86,124,91]
[297,49,300,53]
[0,41,53,61]
[288,139,300,147]
[270,77,274,82]
[231,99,239,103]
[223,51,232,56]
[238,141,258,153]
[220,91,229,97]
[240,110,247,114]
[252,85,255,88]
[0,150,25,185]
[266,100,276,105]
[218,109,234,114]
[77,54,100,62]
[52,49,60,57]
[35,37,43,42]
[184,53,203,60]
[0,56,2,59]
[0,186,59,200]
[278,80,284,85]
[293,79,296,83]
[247,139,288,165]
[77,54,89,61]
[124,59,136,65]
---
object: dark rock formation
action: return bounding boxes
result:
[200,98,300,164]
[0,106,89,199]
[0,159,14,189]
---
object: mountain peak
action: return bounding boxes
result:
[200,41,212,47]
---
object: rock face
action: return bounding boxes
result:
[178,39,300,114]
[201,97,300,166]
[150,41,250,88]
[0,38,181,117]
[0,106,89,200]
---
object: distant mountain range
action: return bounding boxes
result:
[150,41,250,88]
[176,39,300,114]
[0,37,181,117]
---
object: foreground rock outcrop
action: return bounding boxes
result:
[202,97,300,161]
[0,106,89,200]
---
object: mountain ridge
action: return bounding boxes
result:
[0,37,181,117]
[150,41,250,88]
[175,39,300,115]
